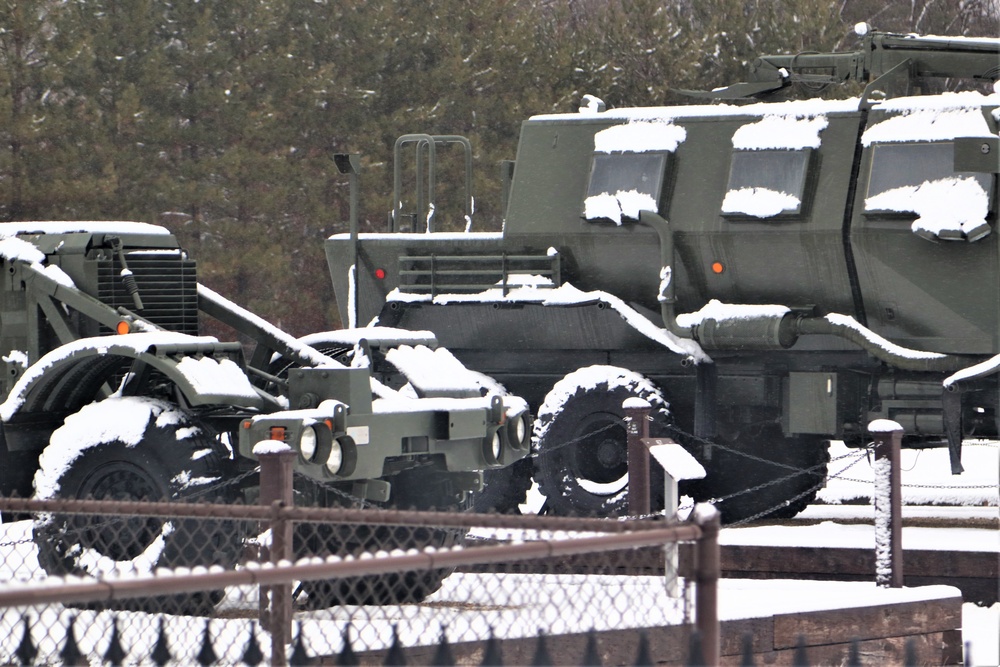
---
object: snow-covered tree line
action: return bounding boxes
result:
[0,0,995,333]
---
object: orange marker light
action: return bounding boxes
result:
[374,268,387,280]
[270,426,286,441]
[116,321,131,335]
[711,261,725,274]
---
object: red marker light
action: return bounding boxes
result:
[374,268,387,280]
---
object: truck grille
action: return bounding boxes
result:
[97,255,199,335]
[398,252,561,297]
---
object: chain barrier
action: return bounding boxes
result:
[0,495,706,665]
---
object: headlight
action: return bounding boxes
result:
[300,426,318,461]
[483,430,502,465]
[326,439,344,474]
[506,413,529,450]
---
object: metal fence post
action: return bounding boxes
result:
[870,420,904,588]
[624,398,652,516]
[258,445,297,664]
[693,504,720,667]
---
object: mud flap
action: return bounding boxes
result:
[942,388,965,474]
[695,363,717,459]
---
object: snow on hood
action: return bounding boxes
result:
[174,355,259,401]
[0,236,46,264]
[0,332,222,421]
[385,344,494,397]
[865,176,991,241]
[731,114,828,150]
[0,235,77,288]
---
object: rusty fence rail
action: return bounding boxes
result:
[0,486,717,665]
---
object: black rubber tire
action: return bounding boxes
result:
[690,425,829,524]
[473,456,534,514]
[294,469,466,608]
[32,397,242,616]
[533,367,669,517]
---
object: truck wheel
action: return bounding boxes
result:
[32,397,242,615]
[294,469,466,608]
[533,366,669,517]
[694,425,829,524]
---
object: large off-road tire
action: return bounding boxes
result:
[533,366,669,517]
[690,424,829,524]
[294,469,466,608]
[32,396,242,615]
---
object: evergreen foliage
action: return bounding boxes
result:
[0,0,994,332]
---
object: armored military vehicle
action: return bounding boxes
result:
[326,28,1000,523]
[0,221,529,611]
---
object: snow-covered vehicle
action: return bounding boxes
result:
[326,28,1000,523]
[0,221,529,612]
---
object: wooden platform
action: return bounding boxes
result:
[465,541,997,605]
[342,582,964,666]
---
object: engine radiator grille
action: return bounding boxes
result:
[97,254,199,335]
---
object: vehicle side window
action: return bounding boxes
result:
[866,142,993,210]
[721,149,811,218]
[584,153,668,225]
[865,141,993,242]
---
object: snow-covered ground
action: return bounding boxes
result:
[0,438,996,664]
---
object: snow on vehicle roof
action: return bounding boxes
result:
[531,90,999,129]
[329,231,504,242]
[530,97,861,122]
[0,221,171,236]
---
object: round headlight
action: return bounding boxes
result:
[300,426,318,461]
[489,430,502,463]
[514,414,527,444]
[326,439,344,475]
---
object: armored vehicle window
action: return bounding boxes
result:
[865,141,994,241]
[587,153,667,201]
[584,153,668,224]
[866,142,993,209]
[721,149,810,218]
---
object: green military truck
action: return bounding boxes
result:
[326,28,1000,523]
[0,221,529,611]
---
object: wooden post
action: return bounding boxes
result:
[258,443,297,665]
[693,503,720,667]
[869,420,904,588]
[624,398,652,516]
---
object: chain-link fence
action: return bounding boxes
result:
[0,466,718,666]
